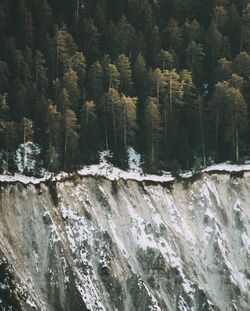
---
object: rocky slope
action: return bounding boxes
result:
[0,169,250,310]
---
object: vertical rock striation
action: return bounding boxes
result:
[0,172,250,310]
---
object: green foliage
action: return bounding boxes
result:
[186,41,205,85]
[62,109,79,170]
[0,0,249,173]
[115,54,134,95]
[144,97,162,172]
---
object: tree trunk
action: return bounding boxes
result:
[215,109,220,161]
[23,119,27,172]
[151,143,154,170]
[76,0,79,24]
[199,99,206,166]
[169,75,173,113]
[123,106,127,150]
[6,130,9,172]
[157,81,159,103]
[235,110,239,162]
[64,131,68,171]
[240,29,243,52]
[86,110,89,128]
[164,110,167,147]
[104,102,109,150]
[112,103,117,148]
[56,35,59,79]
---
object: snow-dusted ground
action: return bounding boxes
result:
[0,148,250,184]
[1,160,250,185]
[1,162,250,310]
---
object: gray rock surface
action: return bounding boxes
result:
[0,172,250,310]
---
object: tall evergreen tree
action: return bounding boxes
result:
[157,50,175,71]
[63,67,80,110]
[62,109,79,170]
[118,95,137,151]
[46,103,62,171]
[87,61,104,100]
[241,4,250,53]
[80,100,97,162]
[186,41,205,85]
[0,60,9,93]
[206,21,223,77]
[134,53,148,100]
[115,54,134,95]
[144,97,162,171]
[183,19,203,44]
[34,50,48,98]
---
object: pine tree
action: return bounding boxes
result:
[105,88,121,149]
[183,19,203,44]
[196,96,206,166]
[81,100,96,130]
[87,61,104,100]
[0,60,9,93]
[116,16,136,56]
[34,50,48,98]
[152,68,164,102]
[31,0,53,50]
[144,97,162,171]
[71,51,86,96]
[223,83,247,161]
[71,51,86,80]
[0,0,9,42]
[63,67,80,110]
[241,4,250,53]
[234,51,250,79]
[0,94,9,122]
[118,95,137,150]
[134,53,148,100]
[215,58,233,82]
[46,103,62,171]
[63,109,79,170]
[209,81,227,160]
[2,121,17,172]
[161,69,184,114]
[127,0,153,33]
[80,100,97,162]
[221,35,232,60]
[179,69,202,166]
[107,64,120,90]
[212,5,229,33]
[115,54,134,95]
[9,79,28,119]
[206,21,223,77]
[186,41,205,85]
[210,77,248,161]
[160,69,184,161]
[228,3,240,55]
[78,18,100,63]
[16,0,34,49]
[228,73,244,90]
[101,54,112,91]
[21,117,33,173]
[165,18,182,54]
[55,25,77,77]
[156,50,175,71]
[148,25,162,66]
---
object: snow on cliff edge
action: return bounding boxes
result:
[1,148,250,185]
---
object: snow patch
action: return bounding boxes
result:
[15,141,42,174]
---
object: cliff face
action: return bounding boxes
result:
[0,172,250,311]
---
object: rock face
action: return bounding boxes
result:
[0,172,250,310]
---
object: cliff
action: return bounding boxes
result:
[0,168,250,310]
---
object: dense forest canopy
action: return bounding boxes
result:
[0,0,250,174]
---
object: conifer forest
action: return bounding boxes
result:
[1,0,250,174]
